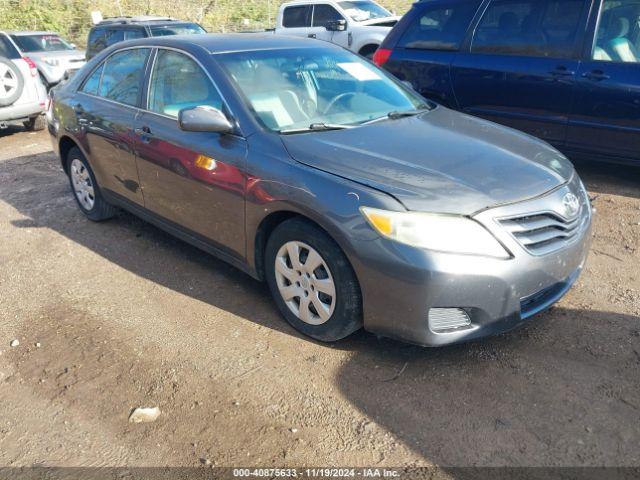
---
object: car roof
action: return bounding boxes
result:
[95,16,191,26]
[119,32,338,54]
[280,0,340,6]
[6,31,58,36]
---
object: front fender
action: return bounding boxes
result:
[244,133,403,279]
[350,29,389,52]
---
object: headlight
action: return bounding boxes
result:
[44,58,60,66]
[361,207,510,258]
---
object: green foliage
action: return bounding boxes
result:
[0,0,414,45]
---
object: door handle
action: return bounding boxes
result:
[134,126,154,142]
[582,70,610,81]
[549,67,575,76]
[308,33,316,38]
[134,126,153,136]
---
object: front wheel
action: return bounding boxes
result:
[265,218,363,342]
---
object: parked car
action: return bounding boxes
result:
[8,31,86,89]
[275,0,399,57]
[86,16,206,60]
[375,0,640,166]
[48,34,592,346]
[0,32,46,130]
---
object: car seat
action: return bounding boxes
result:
[605,17,639,62]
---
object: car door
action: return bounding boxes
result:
[75,47,151,205]
[280,5,314,38]
[312,4,349,46]
[381,0,483,107]
[134,48,248,258]
[451,0,590,148]
[566,0,640,163]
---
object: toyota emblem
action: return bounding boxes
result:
[562,192,580,218]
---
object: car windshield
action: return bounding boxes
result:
[149,23,206,36]
[11,34,74,52]
[217,47,427,133]
[338,1,392,21]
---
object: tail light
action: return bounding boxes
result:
[23,56,38,77]
[372,48,392,67]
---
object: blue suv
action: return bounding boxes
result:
[375,0,640,166]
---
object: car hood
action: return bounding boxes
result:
[28,50,86,62]
[281,107,574,215]
[357,16,400,26]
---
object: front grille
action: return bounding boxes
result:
[499,209,587,256]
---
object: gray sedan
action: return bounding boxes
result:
[47,34,592,346]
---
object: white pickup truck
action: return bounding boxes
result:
[274,0,399,58]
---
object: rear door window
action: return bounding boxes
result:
[124,28,146,40]
[283,5,312,27]
[80,64,104,96]
[471,0,587,58]
[397,1,481,50]
[88,28,107,53]
[105,29,125,48]
[98,48,150,106]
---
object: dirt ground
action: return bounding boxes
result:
[0,127,638,469]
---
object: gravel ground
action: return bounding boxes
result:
[0,127,638,469]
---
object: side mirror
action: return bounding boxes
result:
[70,43,77,49]
[178,106,233,134]
[326,19,347,31]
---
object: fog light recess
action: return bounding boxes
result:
[428,308,471,332]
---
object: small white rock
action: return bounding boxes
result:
[35,342,41,348]
[290,428,298,433]
[128,407,161,423]
[9,340,19,348]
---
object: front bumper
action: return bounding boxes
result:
[353,177,593,346]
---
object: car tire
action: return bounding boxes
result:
[24,115,46,131]
[265,218,363,342]
[66,147,117,221]
[0,57,24,107]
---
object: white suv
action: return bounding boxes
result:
[0,32,47,131]
[275,0,399,58]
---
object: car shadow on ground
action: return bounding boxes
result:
[572,159,640,200]
[0,151,301,340]
[336,307,640,467]
[0,125,26,138]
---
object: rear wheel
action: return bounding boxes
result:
[265,218,362,342]
[66,147,117,221]
[24,115,46,131]
[359,45,379,60]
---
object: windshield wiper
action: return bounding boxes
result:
[280,123,354,134]
[362,106,432,125]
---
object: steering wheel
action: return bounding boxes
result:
[323,92,357,115]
